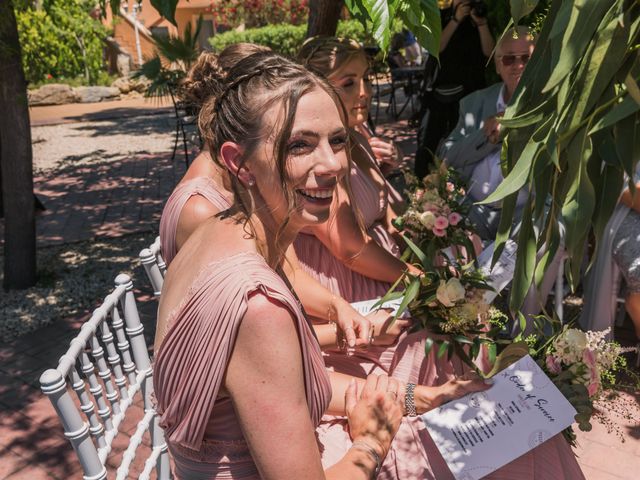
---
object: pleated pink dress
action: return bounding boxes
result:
[294,150,585,479]
[153,252,332,479]
[159,177,232,266]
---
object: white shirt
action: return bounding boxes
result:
[468,87,527,208]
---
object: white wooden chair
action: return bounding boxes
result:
[139,236,166,297]
[39,273,172,480]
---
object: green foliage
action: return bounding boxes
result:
[344,0,442,56]
[209,20,369,58]
[16,0,108,85]
[211,0,309,29]
[484,0,640,309]
[136,18,202,98]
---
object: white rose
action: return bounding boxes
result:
[445,278,466,303]
[436,278,466,307]
[419,211,437,229]
[564,328,587,351]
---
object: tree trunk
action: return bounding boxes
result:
[0,0,37,289]
[307,0,343,38]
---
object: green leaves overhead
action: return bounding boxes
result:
[344,0,441,56]
[151,0,180,27]
[495,0,640,308]
[509,0,540,25]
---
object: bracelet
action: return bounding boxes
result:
[330,321,348,351]
[405,382,417,417]
[351,440,382,476]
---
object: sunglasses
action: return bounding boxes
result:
[499,54,530,66]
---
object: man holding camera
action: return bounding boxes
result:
[414,0,495,179]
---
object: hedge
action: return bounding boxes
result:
[209,20,370,58]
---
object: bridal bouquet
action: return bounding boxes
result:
[394,164,476,265]
[379,260,504,371]
[491,323,639,445]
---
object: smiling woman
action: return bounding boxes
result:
[151,51,409,480]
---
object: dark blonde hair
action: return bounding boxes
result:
[181,44,271,107]
[197,51,350,265]
[298,36,366,78]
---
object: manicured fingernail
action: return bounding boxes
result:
[484,378,494,385]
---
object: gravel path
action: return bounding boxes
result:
[1,110,194,342]
[31,111,193,174]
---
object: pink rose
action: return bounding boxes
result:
[446,182,455,192]
[583,349,600,397]
[448,212,462,226]
[421,202,438,213]
[433,228,447,237]
[545,355,562,375]
[434,216,449,230]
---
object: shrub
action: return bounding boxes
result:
[16,0,108,85]
[209,20,370,58]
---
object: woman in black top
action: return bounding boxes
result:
[415,0,494,178]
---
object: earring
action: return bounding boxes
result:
[247,177,256,187]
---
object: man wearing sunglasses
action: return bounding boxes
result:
[438,26,535,241]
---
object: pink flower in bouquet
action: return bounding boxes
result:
[446,182,455,192]
[448,212,462,226]
[545,355,562,374]
[433,227,447,237]
[435,216,449,230]
[415,189,425,201]
[583,349,600,397]
[421,202,438,213]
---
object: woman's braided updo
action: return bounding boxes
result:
[181,44,272,108]
[197,50,350,264]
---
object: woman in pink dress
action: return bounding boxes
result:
[159,45,409,351]
[298,36,585,479]
[153,51,489,479]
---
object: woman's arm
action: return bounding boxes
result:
[225,293,399,480]
[473,18,495,58]
[283,246,372,348]
[176,195,219,251]
[326,368,490,416]
[306,184,421,283]
[619,181,640,213]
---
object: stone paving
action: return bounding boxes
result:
[0,98,638,478]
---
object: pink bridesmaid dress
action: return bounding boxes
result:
[159,177,232,266]
[294,149,584,479]
[153,252,332,479]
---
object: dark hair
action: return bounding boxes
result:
[181,44,271,107]
[198,51,350,266]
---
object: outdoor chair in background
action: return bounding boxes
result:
[39,274,172,480]
[169,86,201,168]
[386,65,423,120]
[139,236,166,297]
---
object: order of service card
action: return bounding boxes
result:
[421,355,577,480]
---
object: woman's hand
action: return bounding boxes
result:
[413,372,492,414]
[367,309,412,346]
[345,375,404,458]
[368,137,401,169]
[334,301,372,348]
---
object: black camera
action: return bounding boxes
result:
[469,0,488,18]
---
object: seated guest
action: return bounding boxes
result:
[153,51,490,479]
[581,163,640,339]
[161,45,386,350]
[438,26,534,241]
[299,37,584,479]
